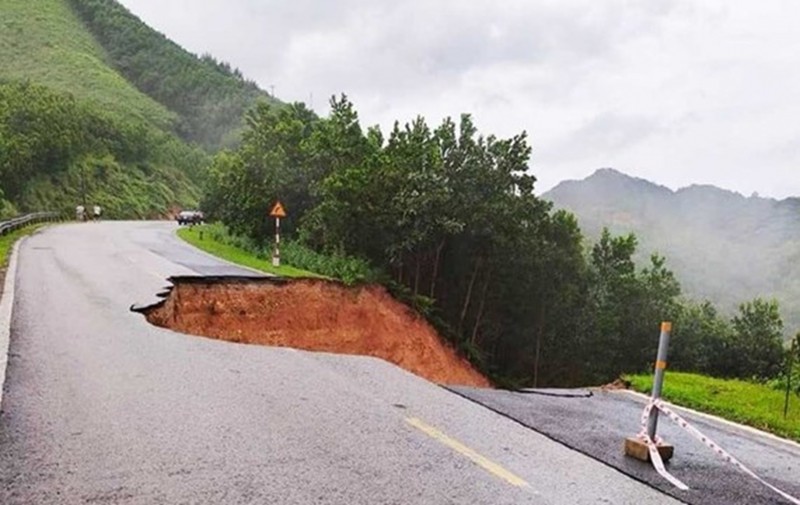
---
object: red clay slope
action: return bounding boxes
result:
[144,278,490,387]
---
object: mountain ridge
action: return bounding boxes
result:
[66,0,278,150]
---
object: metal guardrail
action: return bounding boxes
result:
[0,212,60,236]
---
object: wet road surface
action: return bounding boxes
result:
[0,222,695,503]
[449,387,800,505]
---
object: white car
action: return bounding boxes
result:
[176,210,204,225]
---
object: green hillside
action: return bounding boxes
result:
[0,0,175,129]
[68,0,276,150]
[0,0,277,218]
[0,0,208,218]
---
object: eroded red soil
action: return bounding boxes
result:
[143,278,490,387]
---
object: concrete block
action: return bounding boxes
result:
[624,436,674,462]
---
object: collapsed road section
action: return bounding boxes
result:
[134,276,490,387]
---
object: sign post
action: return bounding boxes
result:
[269,201,287,267]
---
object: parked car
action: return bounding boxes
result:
[176,210,204,225]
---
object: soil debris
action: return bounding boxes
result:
[599,377,632,391]
[139,277,490,387]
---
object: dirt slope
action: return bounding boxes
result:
[142,277,490,387]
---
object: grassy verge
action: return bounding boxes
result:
[626,371,800,442]
[1,224,48,269]
[177,225,326,279]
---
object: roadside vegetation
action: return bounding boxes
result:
[0,81,202,218]
[199,95,800,388]
[178,223,333,281]
[0,224,47,269]
[627,372,800,442]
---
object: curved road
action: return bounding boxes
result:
[0,222,680,504]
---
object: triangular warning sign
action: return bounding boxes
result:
[269,201,287,218]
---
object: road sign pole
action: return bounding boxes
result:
[273,217,280,267]
[268,201,287,268]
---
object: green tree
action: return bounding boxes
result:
[585,230,681,382]
[670,300,733,375]
[203,101,318,241]
[729,298,785,379]
[0,81,202,217]
[201,95,700,388]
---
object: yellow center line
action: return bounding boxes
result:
[405,417,529,488]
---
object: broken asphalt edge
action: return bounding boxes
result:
[0,238,25,409]
[129,274,293,314]
[443,386,689,504]
[514,388,593,398]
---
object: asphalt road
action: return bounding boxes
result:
[0,222,694,503]
[449,387,800,505]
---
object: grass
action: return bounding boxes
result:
[0,224,47,269]
[626,371,800,442]
[0,0,175,129]
[177,224,326,279]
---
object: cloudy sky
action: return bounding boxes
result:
[117,0,799,199]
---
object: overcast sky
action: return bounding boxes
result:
[117,0,799,199]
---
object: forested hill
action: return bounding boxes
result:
[1,0,276,218]
[544,168,800,333]
[1,0,202,218]
[67,0,277,150]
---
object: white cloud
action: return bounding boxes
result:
[117,0,800,198]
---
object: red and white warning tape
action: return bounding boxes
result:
[638,399,800,505]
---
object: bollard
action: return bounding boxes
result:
[624,321,675,462]
[647,321,672,440]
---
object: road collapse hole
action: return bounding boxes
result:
[134,276,490,387]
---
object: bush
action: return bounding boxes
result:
[281,242,382,285]
[202,222,381,285]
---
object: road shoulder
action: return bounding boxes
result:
[0,238,24,408]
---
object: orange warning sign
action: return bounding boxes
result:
[269,201,287,218]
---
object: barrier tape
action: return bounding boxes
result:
[638,399,800,505]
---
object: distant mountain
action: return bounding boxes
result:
[544,168,800,334]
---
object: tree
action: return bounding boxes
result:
[730,298,785,379]
[201,95,704,388]
[0,81,202,217]
[203,101,318,242]
[670,300,733,375]
[584,230,681,382]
